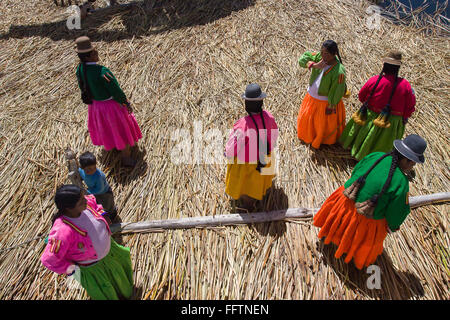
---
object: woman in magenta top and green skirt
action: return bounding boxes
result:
[339,51,416,160]
[313,134,427,269]
[75,36,142,167]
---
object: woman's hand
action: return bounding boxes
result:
[309,59,327,70]
[325,105,336,115]
[123,101,133,114]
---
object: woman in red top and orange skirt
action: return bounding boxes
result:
[340,51,416,160]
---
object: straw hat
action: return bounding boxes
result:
[241,83,267,101]
[394,134,427,164]
[382,51,402,66]
[75,36,94,53]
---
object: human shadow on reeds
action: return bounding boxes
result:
[232,186,289,238]
[0,0,256,42]
[316,240,425,299]
[308,142,358,173]
[98,146,148,186]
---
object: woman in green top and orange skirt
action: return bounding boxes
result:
[297,40,347,149]
[75,36,142,167]
[313,134,427,269]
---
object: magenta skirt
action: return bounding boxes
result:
[88,99,142,151]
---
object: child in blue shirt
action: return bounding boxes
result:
[78,152,118,221]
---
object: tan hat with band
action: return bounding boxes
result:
[75,36,94,53]
[382,51,402,66]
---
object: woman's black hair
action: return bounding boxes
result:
[79,151,97,168]
[244,100,263,114]
[51,184,83,225]
[322,40,343,64]
[245,100,270,172]
[382,63,400,77]
[77,52,94,104]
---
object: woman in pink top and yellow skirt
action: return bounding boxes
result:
[225,84,279,209]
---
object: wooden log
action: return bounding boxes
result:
[409,192,450,208]
[64,147,85,189]
[110,192,450,234]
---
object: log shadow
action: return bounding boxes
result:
[316,240,425,299]
[0,0,256,42]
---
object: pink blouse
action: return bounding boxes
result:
[359,74,416,118]
[225,110,278,163]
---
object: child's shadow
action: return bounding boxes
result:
[98,146,148,186]
[316,240,425,299]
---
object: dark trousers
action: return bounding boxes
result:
[94,189,117,220]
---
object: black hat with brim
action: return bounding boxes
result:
[393,134,427,164]
[242,83,267,101]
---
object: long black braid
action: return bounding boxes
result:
[77,52,93,104]
[354,150,402,205]
[245,100,271,172]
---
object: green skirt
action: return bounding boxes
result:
[79,237,133,300]
[339,109,405,161]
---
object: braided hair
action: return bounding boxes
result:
[51,184,83,225]
[322,40,343,65]
[245,100,270,172]
[77,52,94,104]
[354,150,403,205]
[357,57,400,121]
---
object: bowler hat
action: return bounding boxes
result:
[382,51,402,66]
[241,83,267,101]
[75,36,94,53]
[393,134,427,164]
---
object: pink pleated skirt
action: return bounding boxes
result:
[88,99,142,151]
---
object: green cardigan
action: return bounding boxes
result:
[76,63,128,104]
[344,152,411,231]
[298,51,346,107]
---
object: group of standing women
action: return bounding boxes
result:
[40,36,427,300]
[226,40,427,270]
[297,40,416,160]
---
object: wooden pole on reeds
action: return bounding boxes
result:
[110,192,450,234]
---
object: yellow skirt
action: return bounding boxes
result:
[225,156,275,200]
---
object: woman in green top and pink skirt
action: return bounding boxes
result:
[75,36,142,167]
[313,134,427,270]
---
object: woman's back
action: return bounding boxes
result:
[359,74,416,117]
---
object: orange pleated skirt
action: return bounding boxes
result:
[313,186,388,270]
[297,93,345,149]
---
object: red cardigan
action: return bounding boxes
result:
[359,74,416,118]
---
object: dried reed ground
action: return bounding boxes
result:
[0,0,448,300]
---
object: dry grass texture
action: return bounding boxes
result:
[0,0,449,299]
